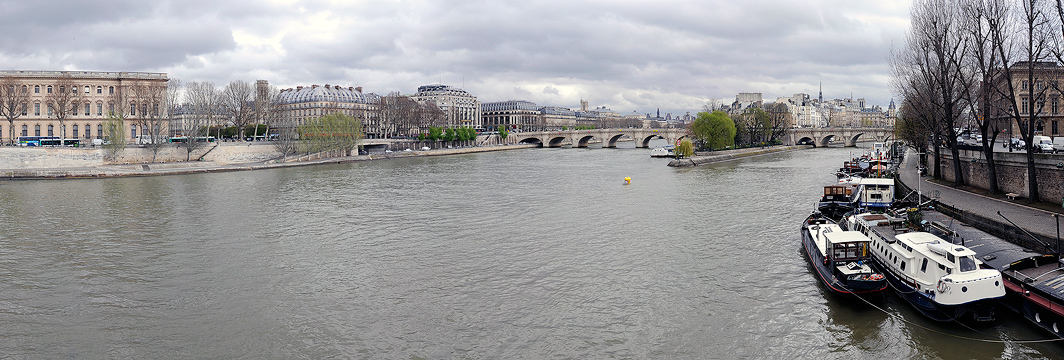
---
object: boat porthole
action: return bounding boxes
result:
[1037,313,1042,323]
[995,281,1000,287]
[1055,323,1060,333]
[961,286,967,293]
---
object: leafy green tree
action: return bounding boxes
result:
[689,111,735,150]
[102,113,126,162]
[675,139,695,158]
[299,112,363,156]
[428,127,443,141]
[498,126,508,139]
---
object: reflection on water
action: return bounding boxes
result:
[0,143,1061,358]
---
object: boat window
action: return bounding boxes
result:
[921,258,928,273]
[947,253,955,263]
[901,261,906,271]
[959,256,977,272]
[870,194,882,199]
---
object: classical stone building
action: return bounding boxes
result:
[988,61,1064,138]
[481,100,540,132]
[410,84,481,129]
[275,84,381,136]
[0,70,168,144]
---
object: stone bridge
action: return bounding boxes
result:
[503,128,688,148]
[785,127,894,147]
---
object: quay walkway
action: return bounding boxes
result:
[897,151,1064,246]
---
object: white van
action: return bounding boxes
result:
[1033,135,1055,153]
[1053,137,1064,151]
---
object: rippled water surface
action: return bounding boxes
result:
[1,143,1062,358]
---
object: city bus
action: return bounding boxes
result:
[62,139,80,147]
[16,136,60,146]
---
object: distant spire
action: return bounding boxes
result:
[818,81,823,103]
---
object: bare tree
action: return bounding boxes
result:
[127,80,170,162]
[765,102,791,143]
[182,81,219,161]
[166,78,183,139]
[266,86,300,158]
[893,0,970,185]
[220,80,255,140]
[990,0,1053,202]
[959,0,1010,194]
[702,99,725,112]
[0,76,29,143]
[45,74,80,139]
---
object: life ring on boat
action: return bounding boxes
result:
[869,274,884,281]
[937,280,949,293]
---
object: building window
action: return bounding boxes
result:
[47,125,53,136]
[84,103,89,116]
[109,86,114,95]
[72,125,78,138]
[1053,98,1060,114]
[34,85,39,94]
[96,86,102,94]
[1022,97,1029,114]
[84,124,90,138]
[1055,121,1060,136]
[71,86,77,94]
[20,103,26,116]
[84,86,89,94]
[97,103,102,116]
[97,125,102,138]
[108,103,114,115]
[21,125,27,136]
[130,103,136,116]
[131,124,137,139]
[47,104,53,117]
[1023,80,1029,90]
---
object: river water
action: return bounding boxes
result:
[1,142,1062,359]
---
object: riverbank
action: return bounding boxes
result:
[667,145,806,167]
[0,144,537,180]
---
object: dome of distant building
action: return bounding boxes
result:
[278,84,378,104]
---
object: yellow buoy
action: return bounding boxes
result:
[624,177,631,185]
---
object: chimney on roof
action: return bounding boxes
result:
[355,86,362,93]
[312,84,318,88]
[296,86,303,90]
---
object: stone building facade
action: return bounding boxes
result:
[988,61,1064,138]
[481,100,540,132]
[275,84,381,136]
[0,70,168,144]
[410,84,481,129]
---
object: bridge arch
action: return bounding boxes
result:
[575,135,596,148]
[797,136,816,146]
[547,136,569,148]
[517,136,543,147]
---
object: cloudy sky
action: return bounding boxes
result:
[0,0,910,116]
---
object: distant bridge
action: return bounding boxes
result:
[502,128,688,148]
[785,127,894,147]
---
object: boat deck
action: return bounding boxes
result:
[920,211,1064,300]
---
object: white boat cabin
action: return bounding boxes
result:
[853,178,894,210]
[848,213,1004,305]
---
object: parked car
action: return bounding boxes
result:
[1034,135,1055,153]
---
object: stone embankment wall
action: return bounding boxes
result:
[668,146,804,167]
[939,149,1064,201]
[0,142,283,169]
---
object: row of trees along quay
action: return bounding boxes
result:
[891,0,1064,203]
[687,103,790,151]
[0,76,498,163]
